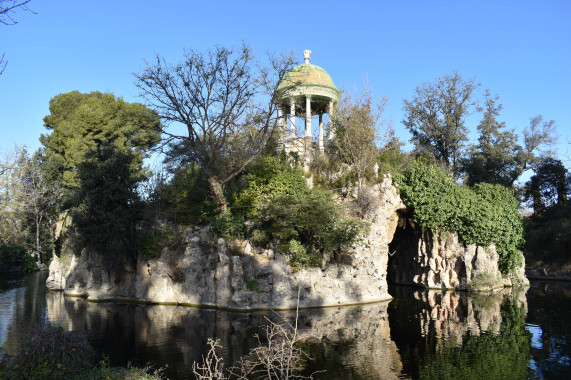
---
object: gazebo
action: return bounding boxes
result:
[276,50,340,158]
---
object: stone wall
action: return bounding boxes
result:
[387,214,529,290]
[46,176,528,309]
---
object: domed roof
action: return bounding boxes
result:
[277,52,340,105]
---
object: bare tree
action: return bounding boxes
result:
[0,0,35,75]
[134,44,295,211]
[13,149,60,262]
[331,85,393,195]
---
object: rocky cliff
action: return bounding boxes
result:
[47,176,528,309]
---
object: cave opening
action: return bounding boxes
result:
[387,211,420,290]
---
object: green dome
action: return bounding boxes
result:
[277,63,340,104]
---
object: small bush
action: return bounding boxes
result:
[354,187,380,218]
[251,229,269,247]
[139,224,181,260]
[285,240,321,269]
[235,156,307,217]
[255,189,366,268]
[246,278,258,292]
[3,323,96,379]
[210,213,245,239]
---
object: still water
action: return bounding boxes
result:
[1,272,569,379]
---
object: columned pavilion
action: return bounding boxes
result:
[276,50,340,160]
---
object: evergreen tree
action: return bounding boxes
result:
[70,144,145,255]
[524,158,569,214]
[40,91,161,191]
[463,92,520,186]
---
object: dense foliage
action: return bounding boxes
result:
[462,92,521,187]
[41,91,160,190]
[402,71,479,175]
[254,189,366,268]
[395,163,524,273]
[524,203,570,266]
[234,156,307,215]
[0,244,36,272]
[70,144,145,255]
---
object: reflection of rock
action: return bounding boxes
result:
[389,287,528,378]
[403,287,527,348]
[46,294,403,379]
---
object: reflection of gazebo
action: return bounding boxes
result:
[276,50,340,157]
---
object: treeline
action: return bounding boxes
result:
[0,44,569,272]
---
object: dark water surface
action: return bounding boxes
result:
[1,272,570,379]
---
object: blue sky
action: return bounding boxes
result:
[1,0,570,174]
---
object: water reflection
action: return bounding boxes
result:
[0,272,47,353]
[526,281,571,379]
[46,292,403,379]
[389,286,531,379]
[2,273,571,379]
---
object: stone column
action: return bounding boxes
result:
[305,96,312,137]
[289,99,296,138]
[328,101,335,139]
[277,106,284,135]
[318,113,324,153]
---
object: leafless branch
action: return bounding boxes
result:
[0,0,35,25]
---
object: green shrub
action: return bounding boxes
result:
[210,213,245,239]
[251,229,269,247]
[0,323,166,379]
[284,239,321,269]
[159,164,217,225]
[377,139,415,177]
[235,156,307,217]
[139,224,180,260]
[395,163,524,273]
[0,244,36,272]
[255,189,366,268]
[2,323,96,379]
[246,278,258,292]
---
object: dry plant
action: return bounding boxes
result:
[354,186,381,218]
[192,288,319,380]
[192,339,226,379]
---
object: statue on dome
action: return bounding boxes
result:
[303,49,311,64]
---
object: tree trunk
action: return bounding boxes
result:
[357,176,363,198]
[207,177,227,213]
[531,176,545,216]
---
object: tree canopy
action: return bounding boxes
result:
[402,71,479,176]
[40,91,161,190]
[462,92,520,186]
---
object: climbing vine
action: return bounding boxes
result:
[394,163,524,273]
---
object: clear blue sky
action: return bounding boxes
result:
[1,0,570,173]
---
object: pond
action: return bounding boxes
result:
[1,271,570,379]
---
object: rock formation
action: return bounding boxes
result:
[46,176,528,309]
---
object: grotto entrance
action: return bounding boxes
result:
[387,211,423,287]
